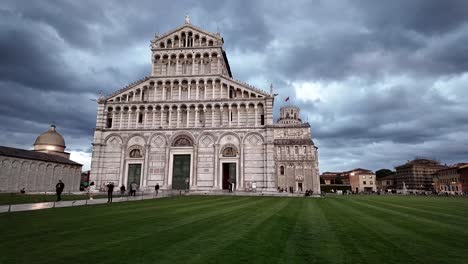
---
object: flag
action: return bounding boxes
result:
[285,97,290,102]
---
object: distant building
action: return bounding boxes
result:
[377,175,395,192]
[0,125,82,193]
[394,159,447,192]
[345,168,376,193]
[459,165,468,194]
[320,168,376,193]
[433,163,468,194]
[320,172,342,185]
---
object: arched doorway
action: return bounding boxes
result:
[170,135,194,190]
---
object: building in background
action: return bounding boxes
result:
[0,125,82,193]
[344,168,376,193]
[394,159,446,192]
[459,164,468,194]
[433,163,468,194]
[376,175,396,192]
[274,106,319,193]
[90,17,320,194]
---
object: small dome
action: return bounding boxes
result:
[34,125,66,149]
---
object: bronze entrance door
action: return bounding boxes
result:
[172,154,191,190]
[127,164,142,188]
[222,163,236,189]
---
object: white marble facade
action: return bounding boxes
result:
[90,19,320,193]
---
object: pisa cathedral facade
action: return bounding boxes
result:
[90,18,320,194]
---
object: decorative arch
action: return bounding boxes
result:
[128,145,144,158]
[126,133,147,146]
[217,131,241,145]
[198,132,216,147]
[221,144,238,157]
[242,132,265,145]
[169,131,195,147]
[172,135,193,147]
[149,133,168,147]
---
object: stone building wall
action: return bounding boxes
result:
[0,155,81,192]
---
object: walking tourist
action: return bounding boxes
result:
[130,182,137,196]
[88,182,96,200]
[120,184,126,197]
[155,183,160,196]
[252,182,257,193]
[55,180,65,201]
[107,182,115,203]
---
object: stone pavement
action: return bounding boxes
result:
[0,190,318,214]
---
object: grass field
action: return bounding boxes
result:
[0,196,467,264]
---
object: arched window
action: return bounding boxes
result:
[280,166,285,175]
[295,146,299,154]
[287,146,290,154]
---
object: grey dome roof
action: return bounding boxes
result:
[34,125,66,148]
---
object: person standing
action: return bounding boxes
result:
[120,184,126,197]
[252,182,257,193]
[88,182,96,200]
[55,180,65,201]
[107,182,115,203]
[155,183,160,196]
[131,182,137,196]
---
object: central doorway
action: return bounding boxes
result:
[127,164,142,188]
[172,154,191,190]
[222,163,236,190]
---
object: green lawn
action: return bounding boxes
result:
[0,193,108,205]
[1,196,467,264]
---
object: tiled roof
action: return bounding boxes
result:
[0,146,82,166]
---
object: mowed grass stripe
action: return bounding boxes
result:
[70,197,287,264]
[318,198,413,264]
[164,197,292,264]
[0,196,236,241]
[1,196,252,263]
[360,197,468,227]
[354,196,468,218]
[1,196,468,264]
[335,198,465,264]
[346,198,468,238]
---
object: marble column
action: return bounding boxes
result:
[176,109,180,128]
[119,144,127,187]
[142,144,150,188]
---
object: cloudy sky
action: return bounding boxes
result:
[1,0,468,172]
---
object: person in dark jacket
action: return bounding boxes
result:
[55,180,65,201]
[107,182,115,203]
[155,183,160,196]
[120,185,126,197]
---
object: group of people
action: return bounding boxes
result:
[91,182,161,203]
[277,186,295,193]
[53,181,162,203]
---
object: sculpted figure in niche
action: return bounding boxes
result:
[222,147,237,157]
[173,136,193,147]
[129,149,142,158]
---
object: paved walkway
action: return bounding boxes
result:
[0,191,316,214]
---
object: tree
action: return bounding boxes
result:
[376,169,395,179]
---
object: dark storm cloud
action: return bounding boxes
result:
[1,0,467,171]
